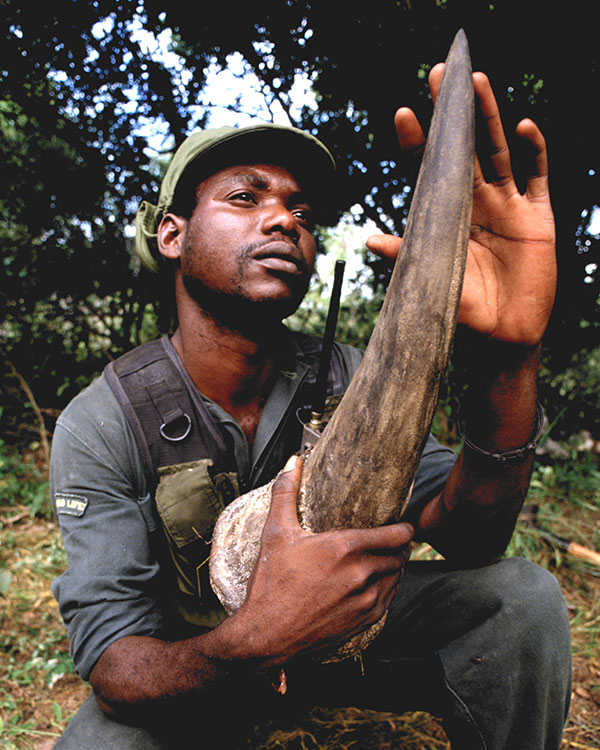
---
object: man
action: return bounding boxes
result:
[50,64,571,749]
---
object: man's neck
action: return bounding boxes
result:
[171,299,283,446]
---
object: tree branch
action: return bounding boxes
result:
[240,44,299,126]
[4,360,50,470]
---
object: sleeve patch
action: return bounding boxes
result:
[55,493,89,517]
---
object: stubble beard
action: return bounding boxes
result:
[181,241,312,338]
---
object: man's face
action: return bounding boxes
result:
[174,162,318,324]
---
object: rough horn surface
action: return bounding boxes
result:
[299,30,474,531]
[210,30,475,657]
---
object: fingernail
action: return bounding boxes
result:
[284,455,299,471]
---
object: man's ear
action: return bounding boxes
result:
[157,214,187,261]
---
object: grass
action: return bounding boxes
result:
[0,444,599,749]
[0,521,81,750]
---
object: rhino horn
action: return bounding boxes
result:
[299,29,474,531]
[209,30,475,650]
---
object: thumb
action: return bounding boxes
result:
[266,455,303,530]
[366,234,402,261]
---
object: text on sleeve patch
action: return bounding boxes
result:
[55,493,89,517]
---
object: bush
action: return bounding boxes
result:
[0,440,51,520]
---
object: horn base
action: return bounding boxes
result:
[209,470,388,662]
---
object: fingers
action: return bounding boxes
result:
[471,71,515,189]
[471,71,549,198]
[471,75,550,199]
[431,66,509,184]
[514,118,550,200]
[365,234,402,261]
[266,453,414,569]
[348,524,413,599]
[266,456,414,559]
[398,65,514,190]
[346,522,415,555]
[393,107,426,158]
[428,65,549,197]
[427,62,445,100]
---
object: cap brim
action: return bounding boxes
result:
[178,125,336,211]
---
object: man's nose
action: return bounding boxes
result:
[260,202,299,238]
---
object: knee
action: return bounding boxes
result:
[445,556,566,622]
[482,557,571,653]
[493,557,565,616]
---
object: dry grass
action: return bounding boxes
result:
[1,452,599,749]
[245,707,449,750]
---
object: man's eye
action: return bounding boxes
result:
[231,191,255,203]
[293,208,313,225]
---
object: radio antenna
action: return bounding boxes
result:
[309,259,346,430]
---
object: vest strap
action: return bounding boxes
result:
[104,332,346,487]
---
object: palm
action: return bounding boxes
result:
[462,163,556,346]
[368,68,557,350]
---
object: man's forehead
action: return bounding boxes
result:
[200,163,308,196]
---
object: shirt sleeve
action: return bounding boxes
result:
[50,376,164,681]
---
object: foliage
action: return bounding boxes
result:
[508,453,600,570]
[540,344,600,440]
[289,221,386,349]
[1,0,599,445]
[158,0,600,355]
[0,440,50,520]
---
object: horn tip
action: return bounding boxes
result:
[448,28,471,61]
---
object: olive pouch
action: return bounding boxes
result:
[155,459,239,629]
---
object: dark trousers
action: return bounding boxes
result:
[53,557,572,749]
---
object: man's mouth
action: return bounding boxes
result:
[252,241,306,276]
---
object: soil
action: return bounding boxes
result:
[1,516,598,749]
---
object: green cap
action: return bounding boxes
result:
[135,123,336,272]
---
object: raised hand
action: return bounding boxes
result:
[367,66,556,349]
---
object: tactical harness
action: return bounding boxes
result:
[103,334,346,632]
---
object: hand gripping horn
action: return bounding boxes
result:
[209,29,475,660]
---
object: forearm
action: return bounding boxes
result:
[90,608,277,723]
[419,340,541,565]
[90,504,412,723]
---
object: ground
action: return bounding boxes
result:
[1,452,599,749]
